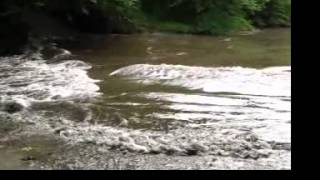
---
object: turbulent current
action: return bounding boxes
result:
[110,64,291,143]
[0,54,100,107]
[0,30,291,170]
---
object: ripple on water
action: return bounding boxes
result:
[0,54,291,169]
[110,64,291,143]
[110,64,291,97]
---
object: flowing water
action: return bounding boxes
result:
[0,28,291,170]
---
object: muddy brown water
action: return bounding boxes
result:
[0,28,291,169]
[70,28,291,137]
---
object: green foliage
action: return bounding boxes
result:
[196,11,253,35]
[1,0,291,35]
[252,0,291,27]
[143,19,193,34]
[95,0,139,18]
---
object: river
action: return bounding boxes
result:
[0,28,291,170]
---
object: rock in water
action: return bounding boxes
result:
[110,112,129,127]
[1,102,24,114]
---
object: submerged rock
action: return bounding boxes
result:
[109,112,129,127]
[185,143,209,156]
[0,102,24,114]
[271,142,291,151]
[41,45,74,61]
[0,114,21,139]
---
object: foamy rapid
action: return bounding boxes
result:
[110,64,291,97]
[0,55,101,107]
[110,64,291,143]
[0,59,291,169]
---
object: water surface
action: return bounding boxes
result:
[0,28,291,169]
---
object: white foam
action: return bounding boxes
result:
[111,64,291,143]
[110,64,291,97]
[0,55,101,107]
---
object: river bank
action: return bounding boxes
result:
[0,111,291,170]
[1,0,290,56]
